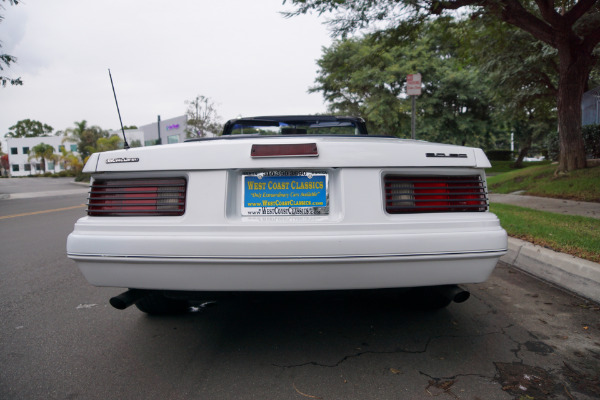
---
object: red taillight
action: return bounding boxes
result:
[87,178,186,216]
[251,143,318,157]
[385,175,487,214]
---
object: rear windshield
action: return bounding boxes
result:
[228,121,364,136]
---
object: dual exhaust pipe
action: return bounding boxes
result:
[108,285,470,310]
[109,289,149,310]
[435,284,471,303]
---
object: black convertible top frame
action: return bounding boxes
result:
[221,115,369,136]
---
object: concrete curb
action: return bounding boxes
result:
[70,180,90,187]
[501,237,600,304]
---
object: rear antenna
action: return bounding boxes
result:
[108,69,130,149]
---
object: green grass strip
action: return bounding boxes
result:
[485,160,551,174]
[487,164,600,202]
[490,203,600,263]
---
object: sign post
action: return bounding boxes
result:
[407,73,422,140]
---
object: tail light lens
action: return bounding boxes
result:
[385,175,487,214]
[87,178,186,216]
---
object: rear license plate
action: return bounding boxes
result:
[242,171,328,216]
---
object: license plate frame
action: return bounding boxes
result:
[241,171,329,216]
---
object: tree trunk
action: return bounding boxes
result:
[513,141,531,169]
[497,2,598,172]
[555,40,592,172]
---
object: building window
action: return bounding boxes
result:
[23,147,29,154]
[47,161,55,170]
[12,164,19,172]
[70,144,77,152]
[59,145,65,152]
[24,164,31,172]
[11,147,18,155]
[168,135,179,144]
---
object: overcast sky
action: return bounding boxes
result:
[0,0,333,139]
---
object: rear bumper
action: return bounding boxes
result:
[69,251,505,291]
[67,226,507,291]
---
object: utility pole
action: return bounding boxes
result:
[157,115,162,145]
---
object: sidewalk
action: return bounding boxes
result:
[490,193,600,303]
[490,193,600,219]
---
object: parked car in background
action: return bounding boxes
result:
[67,115,507,314]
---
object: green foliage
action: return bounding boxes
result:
[28,142,57,174]
[63,120,109,160]
[545,130,559,161]
[461,14,558,166]
[312,18,499,146]
[486,150,514,162]
[287,0,600,171]
[546,125,600,161]
[6,119,54,137]
[95,135,123,152]
[0,0,22,86]
[582,124,600,158]
[58,148,83,175]
[75,172,91,182]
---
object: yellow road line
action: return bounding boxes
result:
[0,204,86,220]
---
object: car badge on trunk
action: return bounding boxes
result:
[426,153,467,158]
[106,157,139,164]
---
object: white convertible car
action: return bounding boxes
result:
[67,116,507,314]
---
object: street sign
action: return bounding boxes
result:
[407,73,422,96]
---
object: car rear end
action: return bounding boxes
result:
[67,135,507,297]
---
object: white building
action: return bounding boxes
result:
[4,115,218,177]
[137,114,189,145]
[6,136,78,177]
[110,115,215,147]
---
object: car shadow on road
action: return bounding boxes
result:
[131,289,490,368]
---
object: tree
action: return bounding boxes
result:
[0,0,22,86]
[63,120,108,161]
[5,119,54,137]
[286,0,600,172]
[95,135,123,152]
[28,143,57,174]
[184,95,223,137]
[461,15,560,165]
[58,147,83,175]
[310,18,498,146]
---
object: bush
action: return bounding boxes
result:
[545,130,559,161]
[582,124,600,158]
[546,125,600,161]
[55,170,75,177]
[75,173,91,182]
[486,150,514,161]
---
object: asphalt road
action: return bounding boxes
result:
[1,186,599,399]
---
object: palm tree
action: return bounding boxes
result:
[28,143,57,174]
[58,149,83,174]
[63,120,108,161]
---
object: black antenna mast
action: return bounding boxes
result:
[108,69,130,149]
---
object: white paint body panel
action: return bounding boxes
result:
[68,136,506,291]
